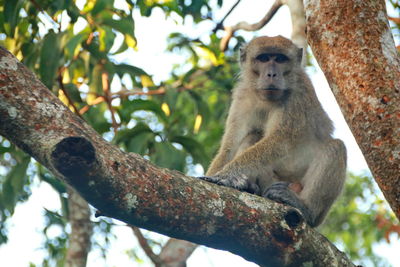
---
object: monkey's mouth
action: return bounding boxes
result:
[260,86,288,101]
[263,86,280,92]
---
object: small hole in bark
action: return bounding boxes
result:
[112,161,120,171]
[284,209,303,228]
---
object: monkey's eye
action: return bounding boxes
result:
[275,54,289,63]
[255,53,270,62]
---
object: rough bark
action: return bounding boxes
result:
[283,0,307,66]
[305,0,400,220]
[65,188,93,267]
[0,47,355,266]
[159,238,197,267]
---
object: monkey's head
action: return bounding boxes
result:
[240,36,303,102]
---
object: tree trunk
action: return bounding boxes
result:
[305,0,400,220]
[0,46,354,266]
[65,188,93,267]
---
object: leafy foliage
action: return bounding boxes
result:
[0,0,232,264]
[321,173,398,266]
[0,0,399,266]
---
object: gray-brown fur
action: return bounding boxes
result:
[200,36,346,227]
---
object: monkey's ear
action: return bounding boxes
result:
[239,44,247,64]
[297,48,303,63]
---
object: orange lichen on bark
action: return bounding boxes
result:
[306,0,400,220]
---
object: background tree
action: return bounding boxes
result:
[0,0,399,266]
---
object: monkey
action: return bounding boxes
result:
[199,36,346,227]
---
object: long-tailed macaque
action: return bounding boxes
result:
[200,36,346,227]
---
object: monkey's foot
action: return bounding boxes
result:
[198,175,260,194]
[263,181,313,225]
[263,181,293,204]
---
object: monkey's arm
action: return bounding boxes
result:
[199,105,306,193]
[206,148,232,176]
[199,131,295,195]
[202,136,257,191]
[205,107,247,176]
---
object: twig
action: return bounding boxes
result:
[213,0,242,32]
[388,16,400,24]
[112,88,166,98]
[101,72,119,133]
[131,226,163,267]
[57,69,83,119]
[220,0,283,51]
[79,96,105,115]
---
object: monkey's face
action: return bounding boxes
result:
[251,52,292,101]
[240,36,303,102]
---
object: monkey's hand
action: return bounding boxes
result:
[263,181,313,225]
[198,174,260,195]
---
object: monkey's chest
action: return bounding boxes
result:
[236,128,264,155]
[272,143,314,181]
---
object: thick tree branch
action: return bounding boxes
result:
[305,0,400,220]
[0,47,354,266]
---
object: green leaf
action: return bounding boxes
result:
[88,63,104,104]
[82,105,110,134]
[98,26,116,52]
[187,90,210,122]
[128,131,154,154]
[128,99,168,122]
[37,165,66,194]
[170,135,209,166]
[0,155,30,214]
[151,142,186,171]
[101,17,135,37]
[114,122,154,145]
[39,30,62,89]
[0,145,12,154]
[114,63,149,77]
[112,39,129,55]
[66,3,81,23]
[21,43,40,70]
[65,29,90,60]
[3,0,24,36]
[63,83,83,103]
[91,0,114,16]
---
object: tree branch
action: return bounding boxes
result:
[131,227,163,266]
[0,46,354,266]
[220,0,283,51]
[213,0,242,32]
[159,238,197,267]
[57,68,82,118]
[65,188,93,267]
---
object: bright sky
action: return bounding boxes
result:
[0,0,399,266]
